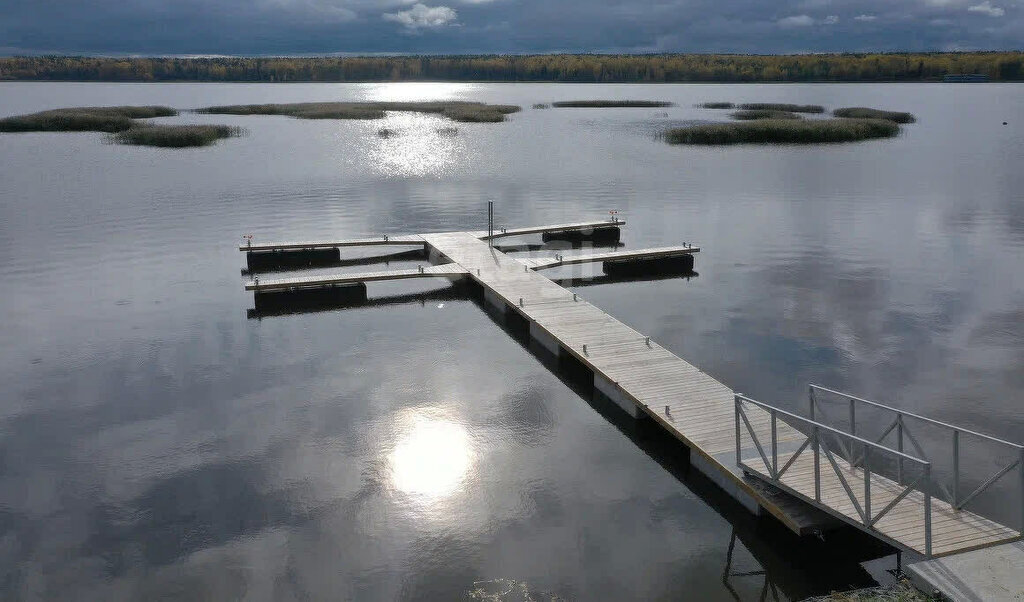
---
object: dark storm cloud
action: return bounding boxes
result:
[0,0,1020,54]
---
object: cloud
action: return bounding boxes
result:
[967,1,1005,16]
[2,0,1024,56]
[778,14,815,27]
[383,3,458,29]
[777,14,837,27]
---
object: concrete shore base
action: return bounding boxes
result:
[908,541,1024,601]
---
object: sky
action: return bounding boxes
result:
[0,0,1021,55]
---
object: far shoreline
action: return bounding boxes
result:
[1,79,1020,84]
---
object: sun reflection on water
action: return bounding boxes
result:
[358,82,479,102]
[366,113,467,178]
[389,409,475,499]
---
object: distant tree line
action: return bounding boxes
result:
[1,53,1022,83]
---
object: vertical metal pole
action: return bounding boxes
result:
[1019,447,1024,533]
[849,398,856,436]
[809,386,816,420]
[487,200,493,247]
[924,463,933,557]
[813,426,821,502]
[734,396,742,469]
[864,446,871,526]
[897,414,904,485]
[849,398,856,469]
[771,409,778,479]
[952,430,960,509]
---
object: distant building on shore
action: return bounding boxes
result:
[943,73,990,82]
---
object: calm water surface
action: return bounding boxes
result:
[0,82,1022,601]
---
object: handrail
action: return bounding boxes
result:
[735,393,936,555]
[809,384,1024,528]
[736,394,929,465]
[810,384,1023,450]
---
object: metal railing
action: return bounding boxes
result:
[735,393,936,555]
[809,385,1024,533]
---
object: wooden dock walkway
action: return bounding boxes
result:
[238,219,621,253]
[517,245,698,270]
[240,234,425,252]
[240,218,1021,556]
[420,230,826,533]
[245,263,468,292]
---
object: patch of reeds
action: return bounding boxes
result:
[295,106,385,120]
[112,125,243,147]
[731,109,802,120]
[833,107,916,123]
[532,103,550,109]
[664,118,900,145]
[0,106,178,133]
[738,103,825,113]
[88,106,178,119]
[551,100,674,108]
[195,101,521,123]
[377,128,398,138]
[700,102,735,109]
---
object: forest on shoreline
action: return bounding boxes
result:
[1,52,1022,83]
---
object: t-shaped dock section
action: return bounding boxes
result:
[240,219,1022,556]
[241,219,830,535]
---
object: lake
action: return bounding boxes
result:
[0,81,1021,601]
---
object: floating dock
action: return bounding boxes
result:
[240,218,1021,558]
